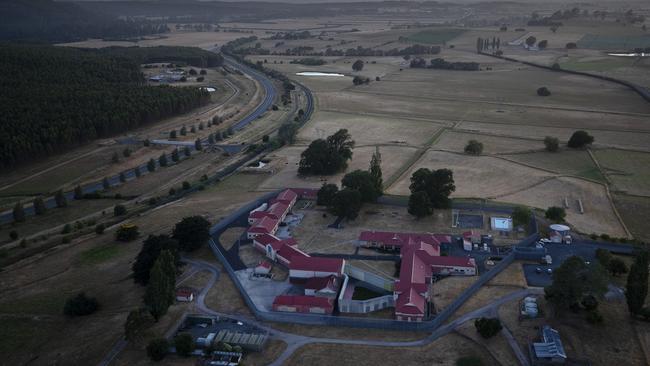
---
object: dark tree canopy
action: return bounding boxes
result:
[545,206,566,222]
[124,308,155,341]
[544,136,559,152]
[568,130,594,148]
[63,292,99,317]
[0,44,213,168]
[341,170,382,203]
[133,235,180,285]
[464,140,484,155]
[474,317,502,338]
[317,183,339,206]
[408,191,433,218]
[352,59,364,71]
[173,216,211,252]
[537,87,551,96]
[144,250,176,320]
[512,206,532,227]
[328,188,362,220]
[409,168,456,209]
[146,338,169,361]
[298,129,354,175]
[116,224,140,242]
[174,333,195,357]
[626,251,649,315]
[544,256,608,312]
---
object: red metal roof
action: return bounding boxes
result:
[395,287,426,315]
[358,231,449,250]
[428,256,476,268]
[276,189,298,203]
[304,275,337,291]
[289,256,344,275]
[257,261,272,269]
[273,295,334,308]
[254,233,280,246]
[248,216,279,234]
[277,243,309,261]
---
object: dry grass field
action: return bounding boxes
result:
[594,149,650,197]
[284,333,495,366]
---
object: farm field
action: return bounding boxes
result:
[406,28,467,44]
[594,149,650,197]
[258,144,420,191]
[502,150,605,182]
[433,130,539,154]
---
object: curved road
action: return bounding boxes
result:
[183,258,542,366]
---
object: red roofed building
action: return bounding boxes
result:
[272,295,334,314]
[304,275,339,298]
[288,188,318,201]
[275,189,298,208]
[386,231,476,322]
[289,256,345,281]
[248,201,290,224]
[247,216,280,239]
[358,231,449,252]
[252,234,306,266]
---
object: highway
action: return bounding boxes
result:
[0,55,278,226]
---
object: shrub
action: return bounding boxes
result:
[182,181,191,190]
[566,42,577,49]
[9,230,18,240]
[456,356,483,366]
[95,224,105,235]
[62,235,72,244]
[544,136,559,152]
[114,204,127,216]
[63,292,99,316]
[568,130,594,148]
[581,294,599,311]
[474,317,502,338]
[512,206,532,227]
[174,333,195,357]
[585,309,604,324]
[147,338,169,361]
[537,87,551,96]
[62,223,72,234]
[116,224,139,242]
[545,206,566,222]
[464,140,483,155]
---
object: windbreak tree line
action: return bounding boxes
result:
[0,45,214,168]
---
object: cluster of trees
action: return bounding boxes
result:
[567,130,594,148]
[289,58,327,66]
[352,76,371,85]
[127,216,210,330]
[298,129,354,175]
[0,45,212,168]
[474,317,502,338]
[476,36,501,53]
[546,248,650,324]
[63,292,100,317]
[0,0,170,43]
[323,44,441,57]
[464,140,484,155]
[317,148,383,220]
[99,46,223,68]
[270,31,312,40]
[408,168,456,218]
[410,58,480,71]
[544,256,608,321]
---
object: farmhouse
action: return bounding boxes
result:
[272,295,335,314]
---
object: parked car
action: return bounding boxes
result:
[546,268,553,275]
[535,267,542,273]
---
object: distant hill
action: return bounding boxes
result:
[0,0,168,43]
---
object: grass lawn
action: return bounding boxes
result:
[560,57,632,72]
[594,149,650,196]
[406,28,466,44]
[503,150,605,183]
[352,286,384,300]
[577,34,650,50]
[0,291,67,315]
[78,244,123,265]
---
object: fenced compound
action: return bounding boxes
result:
[208,192,542,331]
[345,265,395,292]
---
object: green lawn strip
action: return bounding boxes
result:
[78,244,122,265]
[406,28,466,44]
[352,286,384,301]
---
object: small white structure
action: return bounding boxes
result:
[176,289,194,302]
[463,239,473,251]
[254,261,272,275]
[549,224,571,244]
[491,217,513,231]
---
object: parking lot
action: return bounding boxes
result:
[522,241,601,287]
